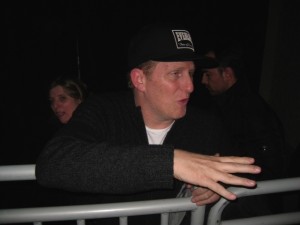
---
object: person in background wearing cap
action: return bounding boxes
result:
[35,23,261,225]
[198,43,286,219]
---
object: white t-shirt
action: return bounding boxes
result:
[146,122,189,225]
[145,122,174,145]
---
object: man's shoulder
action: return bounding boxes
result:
[89,90,132,100]
[74,91,136,119]
[186,105,222,125]
[85,91,133,106]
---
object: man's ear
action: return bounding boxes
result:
[130,68,145,90]
[222,67,238,87]
[223,67,236,82]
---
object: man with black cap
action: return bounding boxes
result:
[36,23,261,225]
[198,44,286,219]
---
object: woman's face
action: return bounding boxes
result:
[49,85,82,124]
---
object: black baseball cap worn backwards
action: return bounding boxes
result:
[128,23,216,69]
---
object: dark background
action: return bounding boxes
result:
[4,0,270,164]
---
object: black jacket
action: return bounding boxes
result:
[36,90,231,224]
[205,80,286,219]
[210,80,285,181]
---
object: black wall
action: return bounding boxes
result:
[4,0,270,163]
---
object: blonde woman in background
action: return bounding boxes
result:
[49,76,88,124]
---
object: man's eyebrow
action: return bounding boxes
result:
[201,69,210,72]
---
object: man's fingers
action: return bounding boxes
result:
[223,163,261,175]
[218,156,255,165]
[192,193,220,206]
[204,179,237,201]
[191,187,221,205]
[217,173,257,187]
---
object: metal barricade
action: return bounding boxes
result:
[0,164,205,225]
[207,177,300,225]
[1,164,300,225]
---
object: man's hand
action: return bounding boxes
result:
[186,184,220,206]
[173,150,261,200]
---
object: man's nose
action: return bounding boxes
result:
[201,75,208,84]
[185,76,194,93]
[52,101,60,110]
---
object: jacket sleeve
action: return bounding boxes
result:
[35,97,174,194]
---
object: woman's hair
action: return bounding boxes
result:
[50,77,89,101]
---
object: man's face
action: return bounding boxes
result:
[201,67,229,96]
[141,61,195,127]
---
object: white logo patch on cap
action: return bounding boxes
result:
[172,30,195,51]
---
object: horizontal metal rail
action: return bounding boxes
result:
[0,164,35,181]
[1,165,300,225]
[207,177,300,225]
[0,197,205,225]
[0,164,205,225]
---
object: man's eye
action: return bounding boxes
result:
[189,71,194,78]
[173,71,181,76]
[202,72,209,77]
[59,96,67,102]
[169,71,181,79]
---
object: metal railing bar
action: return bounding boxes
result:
[0,164,35,181]
[221,212,300,225]
[207,177,300,225]
[0,197,203,224]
